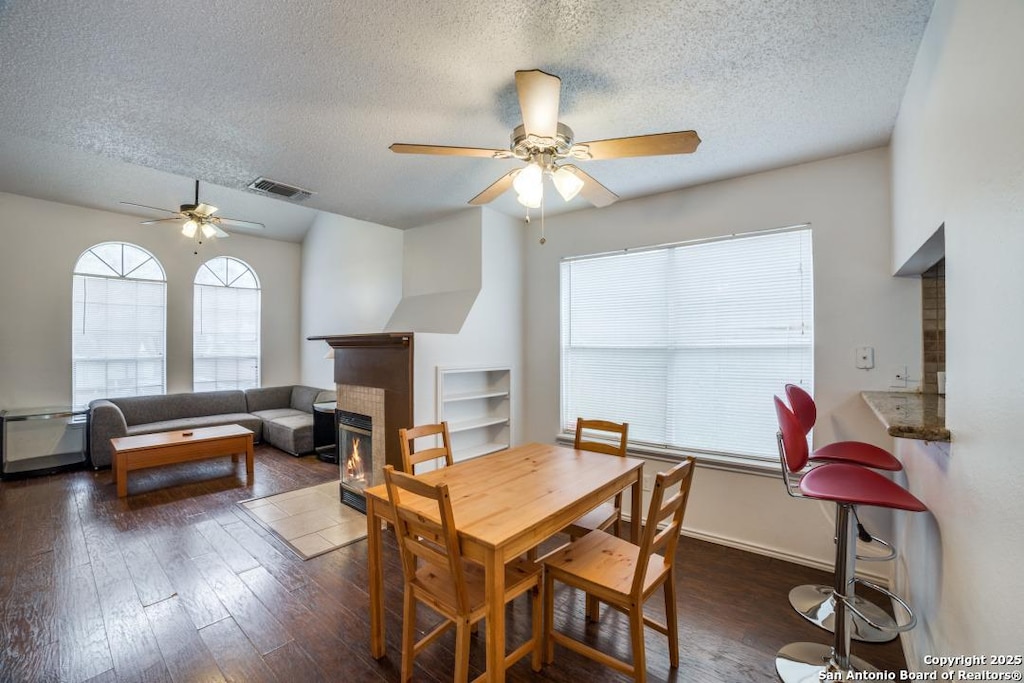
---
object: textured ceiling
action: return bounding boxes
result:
[0,0,934,238]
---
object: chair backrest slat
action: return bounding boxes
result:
[384,465,469,612]
[574,418,628,457]
[631,457,695,596]
[399,422,455,474]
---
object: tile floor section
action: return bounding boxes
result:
[240,480,367,559]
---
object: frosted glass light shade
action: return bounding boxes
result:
[552,166,584,201]
[513,162,543,195]
[516,184,543,208]
[181,219,199,238]
[200,222,217,239]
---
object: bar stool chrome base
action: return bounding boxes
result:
[776,642,877,683]
[789,584,898,643]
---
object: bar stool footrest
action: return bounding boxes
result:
[837,578,917,634]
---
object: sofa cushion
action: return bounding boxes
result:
[112,391,248,426]
[126,413,263,441]
[250,408,306,422]
[264,414,314,455]
[244,386,294,414]
[290,385,322,413]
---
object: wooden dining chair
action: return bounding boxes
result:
[543,457,696,682]
[398,422,454,474]
[566,417,630,539]
[383,465,543,682]
[527,418,629,570]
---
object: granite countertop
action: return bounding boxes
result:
[861,391,951,442]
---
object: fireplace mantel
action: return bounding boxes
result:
[308,333,414,479]
[312,332,412,349]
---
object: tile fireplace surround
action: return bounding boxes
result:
[337,384,386,491]
[308,332,415,498]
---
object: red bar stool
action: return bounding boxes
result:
[786,384,902,471]
[774,397,926,680]
[784,384,903,643]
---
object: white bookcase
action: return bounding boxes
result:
[436,366,511,461]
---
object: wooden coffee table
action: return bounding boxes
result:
[110,424,254,497]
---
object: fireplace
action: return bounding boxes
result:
[306,332,415,511]
[339,410,373,512]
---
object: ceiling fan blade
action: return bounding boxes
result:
[216,216,265,229]
[515,69,561,139]
[389,143,506,158]
[562,165,619,207]
[120,201,178,214]
[211,225,230,239]
[194,203,218,217]
[140,217,181,225]
[468,169,519,205]
[578,130,701,160]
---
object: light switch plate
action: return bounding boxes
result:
[855,346,874,369]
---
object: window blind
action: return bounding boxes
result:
[72,243,167,409]
[560,228,813,463]
[193,257,261,392]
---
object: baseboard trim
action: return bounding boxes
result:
[620,510,891,586]
[679,527,890,586]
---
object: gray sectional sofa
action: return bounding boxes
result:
[88,385,335,468]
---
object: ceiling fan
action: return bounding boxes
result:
[390,69,701,210]
[121,180,265,239]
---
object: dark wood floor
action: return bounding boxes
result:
[0,446,907,682]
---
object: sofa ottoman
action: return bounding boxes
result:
[244,385,335,456]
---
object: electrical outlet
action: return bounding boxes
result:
[891,365,909,388]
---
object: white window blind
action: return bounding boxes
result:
[193,256,261,392]
[560,227,813,463]
[72,243,167,409]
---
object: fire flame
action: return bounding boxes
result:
[346,436,365,481]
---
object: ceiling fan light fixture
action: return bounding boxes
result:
[516,185,543,208]
[200,221,217,239]
[512,162,543,196]
[181,218,199,238]
[552,165,584,202]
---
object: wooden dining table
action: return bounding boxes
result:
[364,441,644,681]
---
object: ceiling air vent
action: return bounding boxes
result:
[247,177,315,201]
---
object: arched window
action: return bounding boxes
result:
[72,242,167,408]
[193,256,261,392]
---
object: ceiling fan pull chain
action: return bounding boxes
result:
[539,195,546,245]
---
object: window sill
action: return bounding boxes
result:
[554,435,782,479]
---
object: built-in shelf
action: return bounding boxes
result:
[437,366,511,462]
[447,416,510,433]
[443,390,510,403]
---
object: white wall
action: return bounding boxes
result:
[297,206,524,453]
[890,0,1024,665]
[523,148,921,571]
[408,209,525,448]
[0,192,301,408]
[401,210,481,296]
[298,211,404,388]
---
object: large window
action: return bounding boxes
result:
[193,256,261,392]
[72,242,167,409]
[560,227,813,464]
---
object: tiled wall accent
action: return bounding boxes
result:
[337,384,386,486]
[922,259,946,393]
